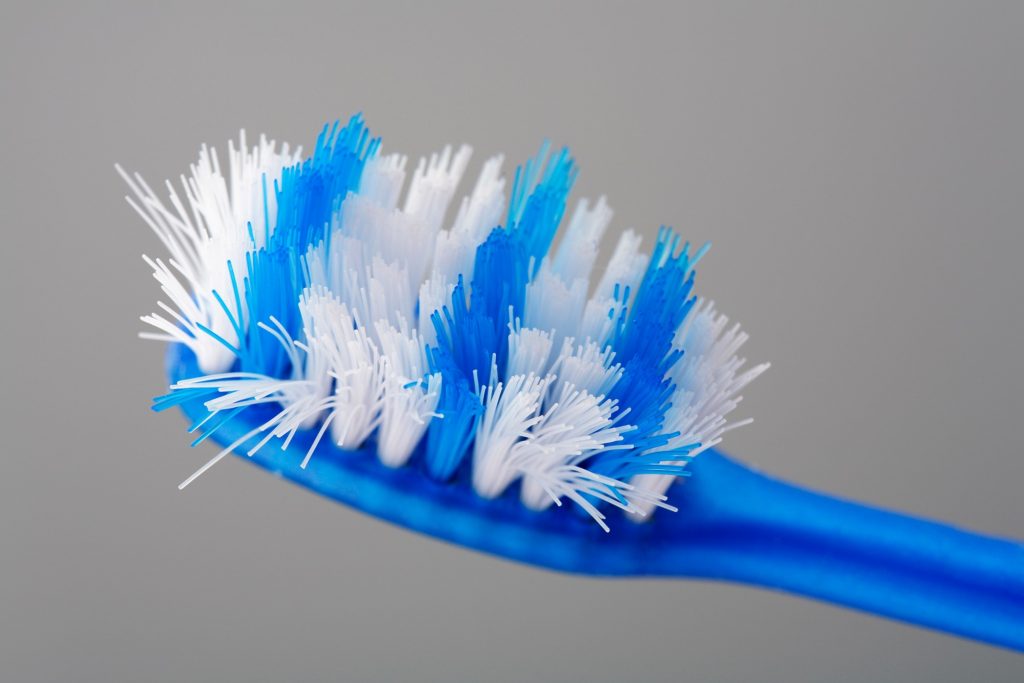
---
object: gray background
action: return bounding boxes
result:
[3,1,1022,681]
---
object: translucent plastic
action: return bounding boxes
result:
[168,344,1024,651]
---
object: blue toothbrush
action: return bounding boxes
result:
[166,342,1024,651]
[123,116,1024,653]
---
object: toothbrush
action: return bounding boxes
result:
[121,116,1024,652]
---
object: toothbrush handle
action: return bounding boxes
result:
[640,452,1024,651]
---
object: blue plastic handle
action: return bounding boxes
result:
[167,344,1024,651]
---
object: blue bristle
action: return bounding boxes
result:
[189,408,244,446]
[152,386,212,412]
[418,146,579,480]
[153,384,227,443]
[467,228,529,374]
[422,277,492,479]
[506,140,551,228]
[587,228,704,480]
[243,247,304,376]
[611,228,700,369]
[507,144,577,273]
[213,115,378,377]
[430,275,500,383]
[423,354,481,481]
[271,115,379,253]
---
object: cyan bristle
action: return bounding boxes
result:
[506,140,551,228]
[509,146,576,272]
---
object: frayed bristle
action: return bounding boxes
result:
[128,116,766,530]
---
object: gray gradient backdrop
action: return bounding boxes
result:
[3,2,1023,681]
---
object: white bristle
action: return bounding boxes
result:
[417,272,456,346]
[490,383,681,532]
[629,299,771,516]
[374,320,442,467]
[429,228,481,293]
[506,324,555,379]
[549,196,613,285]
[339,194,436,293]
[359,153,408,210]
[350,257,417,335]
[523,265,588,351]
[520,465,675,533]
[404,144,473,234]
[593,228,647,299]
[549,338,623,400]
[378,371,442,467]
[449,154,506,242]
[120,133,299,373]
[517,383,631,511]
[430,154,507,287]
[301,293,386,450]
[577,295,618,347]
[174,288,343,487]
[471,374,549,499]
[304,232,371,300]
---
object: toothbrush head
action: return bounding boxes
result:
[124,115,768,544]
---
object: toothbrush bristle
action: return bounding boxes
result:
[127,116,767,530]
